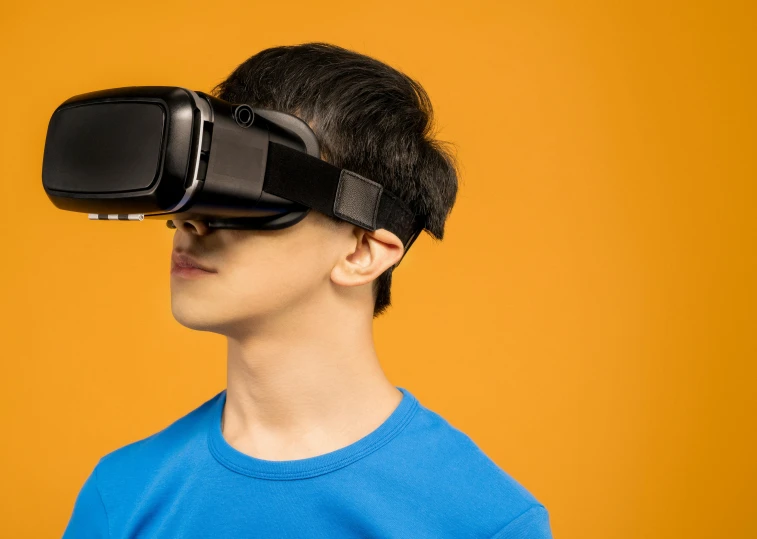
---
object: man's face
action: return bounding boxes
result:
[170,210,349,336]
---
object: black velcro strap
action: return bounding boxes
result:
[262,142,421,247]
[333,169,383,229]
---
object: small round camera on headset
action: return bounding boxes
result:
[233,104,254,128]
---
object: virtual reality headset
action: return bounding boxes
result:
[42,86,424,266]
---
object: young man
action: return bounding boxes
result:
[63,42,552,538]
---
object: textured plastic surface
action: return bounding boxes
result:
[43,102,165,193]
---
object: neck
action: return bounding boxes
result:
[221,303,402,461]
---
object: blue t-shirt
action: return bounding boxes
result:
[63,387,552,538]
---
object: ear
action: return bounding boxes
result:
[331,227,405,287]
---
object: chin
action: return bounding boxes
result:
[170,297,269,337]
[170,294,223,331]
[171,309,223,333]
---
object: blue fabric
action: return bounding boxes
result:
[63,387,552,538]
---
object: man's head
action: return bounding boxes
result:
[170,42,458,335]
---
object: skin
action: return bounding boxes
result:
[170,210,406,461]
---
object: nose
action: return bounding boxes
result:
[169,219,211,235]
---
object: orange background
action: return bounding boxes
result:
[1,1,755,537]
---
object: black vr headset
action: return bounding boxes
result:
[42,86,425,266]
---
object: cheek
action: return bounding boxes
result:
[221,233,335,306]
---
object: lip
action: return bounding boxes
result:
[171,251,217,273]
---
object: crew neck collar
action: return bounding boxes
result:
[207,386,419,480]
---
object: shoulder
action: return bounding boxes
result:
[391,394,551,537]
[93,390,222,487]
[404,401,543,504]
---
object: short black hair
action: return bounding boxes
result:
[211,42,459,317]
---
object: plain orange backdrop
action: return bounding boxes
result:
[1,1,755,537]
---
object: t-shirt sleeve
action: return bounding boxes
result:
[62,463,110,538]
[490,505,553,539]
